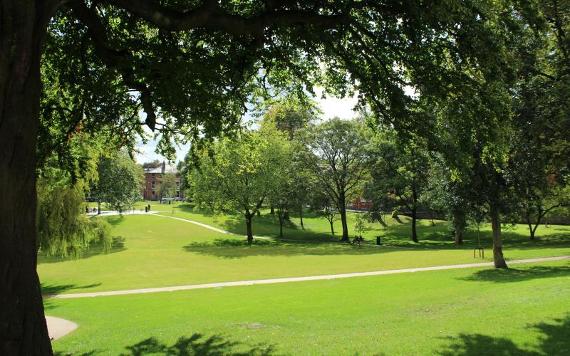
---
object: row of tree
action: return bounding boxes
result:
[1,0,567,351]
[186,92,569,269]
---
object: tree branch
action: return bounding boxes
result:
[108,0,347,36]
[69,1,158,130]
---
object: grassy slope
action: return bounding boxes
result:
[49,260,570,355]
[38,203,570,294]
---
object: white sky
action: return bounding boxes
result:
[134,92,359,164]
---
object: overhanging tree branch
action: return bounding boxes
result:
[108,0,347,35]
[69,1,158,130]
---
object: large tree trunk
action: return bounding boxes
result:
[490,203,508,269]
[0,1,55,354]
[245,213,254,244]
[299,206,304,230]
[339,193,349,242]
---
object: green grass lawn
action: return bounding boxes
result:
[42,203,570,354]
[38,203,570,295]
[48,260,570,355]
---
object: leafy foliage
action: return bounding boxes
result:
[93,152,144,212]
[189,127,290,239]
[307,118,368,240]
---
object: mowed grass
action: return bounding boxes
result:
[39,203,570,294]
[48,260,570,355]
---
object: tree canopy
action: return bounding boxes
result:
[189,127,290,243]
[0,0,566,353]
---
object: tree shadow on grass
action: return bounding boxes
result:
[460,265,570,283]
[183,238,403,259]
[42,283,102,311]
[41,282,102,296]
[120,333,276,356]
[55,351,98,356]
[439,314,570,355]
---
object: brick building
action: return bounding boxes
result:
[142,161,183,201]
[348,197,373,211]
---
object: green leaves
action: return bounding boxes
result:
[189,128,291,219]
[93,152,144,212]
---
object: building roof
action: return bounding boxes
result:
[143,161,178,174]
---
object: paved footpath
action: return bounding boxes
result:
[46,316,77,340]
[152,213,230,234]
[49,255,569,300]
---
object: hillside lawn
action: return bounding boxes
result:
[48,260,570,355]
[42,202,570,354]
[40,202,570,294]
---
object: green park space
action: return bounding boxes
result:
[40,206,570,354]
[39,204,570,294]
[48,258,570,355]
[5,1,569,353]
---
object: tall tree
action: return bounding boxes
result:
[189,129,290,243]
[421,156,471,245]
[261,96,319,140]
[367,131,429,243]
[92,153,143,213]
[308,118,368,242]
[159,173,178,200]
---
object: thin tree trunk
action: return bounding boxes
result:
[339,192,349,242]
[453,209,465,245]
[299,206,304,230]
[490,203,508,268]
[0,2,55,353]
[411,207,418,243]
[270,206,274,214]
[526,211,535,240]
[245,213,254,244]
[278,211,284,238]
[97,200,101,215]
[329,220,335,236]
[340,208,349,242]
[530,207,546,240]
[410,187,418,243]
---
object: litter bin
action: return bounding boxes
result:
[376,236,382,245]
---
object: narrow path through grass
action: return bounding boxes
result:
[48,255,569,299]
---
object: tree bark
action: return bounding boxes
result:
[525,211,535,240]
[245,213,254,244]
[340,208,349,242]
[278,211,284,238]
[329,220,335,236]
[299,206,304,230]
[410,207,418,243]
[0,1,56,354]
[452,209,465,245]
[490,203,508,268]
[410,187,418,243]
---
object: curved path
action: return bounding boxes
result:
[49,255,569,300]
[153,213,230,234]
[46,316,78,340]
